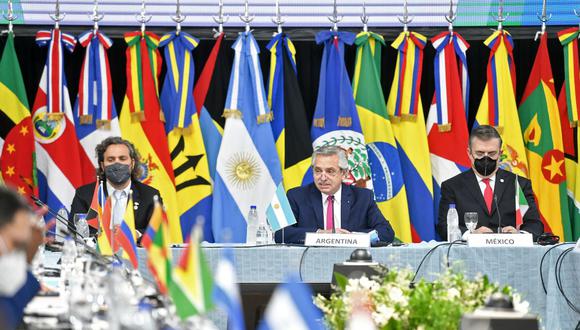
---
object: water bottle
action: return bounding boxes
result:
[255,217,269,246]
[75,214,90,239]
[60,236,77,296]
[246,206,258,244]
[447,204,462,242]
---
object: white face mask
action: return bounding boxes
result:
[0,236,28,296]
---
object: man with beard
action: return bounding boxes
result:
[69,137,161,238]
[437,125,544,241]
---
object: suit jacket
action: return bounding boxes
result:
[437,169,544,240]
[275,183,395,244]
[0,271,40,330]
[69,180,161,234]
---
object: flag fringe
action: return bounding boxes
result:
[131,111,145,122]
[222,109,242,119]
[402,114,417,122]
[337,116,352,127]
[46,112,64,121]
[494,125,504,134]
[438,123,452,132]
[390,116,402,123]
[313,118,325,127]
[79,115,93,125]
[570,121,578,128]
[257,112,273,124]
[96,119,111,130]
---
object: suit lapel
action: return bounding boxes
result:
[464,169,491,215]
[341,184,352,228]
[310,184,324,228]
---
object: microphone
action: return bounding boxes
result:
[493,194,502,233]
[31,195,84,240]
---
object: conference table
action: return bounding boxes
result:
[136,242,579,330]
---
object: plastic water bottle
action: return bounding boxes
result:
[447,204,462,242]
[75,215,90,239]
[255,217,269,246]
[246,206,258,244]
[60,236,77,296]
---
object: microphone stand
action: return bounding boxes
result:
[31,196,111,265]
[494,194,502,234]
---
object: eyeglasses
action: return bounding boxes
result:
[313,167,341,177]
[472,151,500,159]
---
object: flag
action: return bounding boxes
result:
[266,183,296,232]
[32,29,95,215]
[73,30,121,167]
[96,194,113,255]
[212,31,283,243]
[258,275,324,330]
[475,30,529,178]
[386,31,436,242]
[142,200,172,294]
[312,31,371,187]
[114,192,138,268]
[427,31,472,232]
[267,33,313,191]
[352,31,411,242]
[159,31,213,242]
[519,33,571,241]
[558,27,580,240]
[515,176,528,229]
[85,180,102,230]
[0,31,36,200]
[169,221,214,319]
[119,31,182,243]
[213,248,245,330]
[193,33,227,181]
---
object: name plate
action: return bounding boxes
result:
[467,233,533,247]
[305,233,371,247]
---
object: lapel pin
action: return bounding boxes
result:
[500,179,504,183]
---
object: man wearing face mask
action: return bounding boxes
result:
[0,186,45,329]
[437,125,544,241]
[69,137,161,238]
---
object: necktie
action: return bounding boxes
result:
[112,190,126,226]
[326,195,335,231]
[482,178,493,213]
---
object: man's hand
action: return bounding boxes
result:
[501,226,518,233]
[473,226,493,234]
[316,228,351,234]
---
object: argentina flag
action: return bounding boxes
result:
[212,31,284,243]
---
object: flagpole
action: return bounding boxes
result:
[360,1,369,32]
[135,0,152,35]
[397,0,413,33]
[89,0,104,32]
[239,0,254,33]
[212,0,228,38]
[49,0,66,29]
[445,0,456,35]
[328,0,343,32]
[534,0,551,41]
[171,0,186,34]
[2,0,17,34]
[271,0,285,35]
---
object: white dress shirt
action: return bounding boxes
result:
[321,185,342,230]
[107,181,131,226]
[476,172,496,196]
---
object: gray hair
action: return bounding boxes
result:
[312,145,349,170]
[469,125,503,149]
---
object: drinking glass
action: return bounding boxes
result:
[464,212,478,233]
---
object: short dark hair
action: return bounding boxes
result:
[469,125,502,149]
[0,186,31,230]
[95,136,143,180]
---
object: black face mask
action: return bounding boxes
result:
[473,156,498,177]
[104,163,131,185]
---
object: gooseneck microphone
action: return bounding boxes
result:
[494,194,502,233]
[31,195,84,239]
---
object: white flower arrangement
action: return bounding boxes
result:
[315,268,530,330]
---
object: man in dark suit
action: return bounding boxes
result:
[275,146,395,244]
[437,125,544,240]
[0,186,44,330]
[69,137,161,236]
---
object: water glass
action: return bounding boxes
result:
[464,212,478,233]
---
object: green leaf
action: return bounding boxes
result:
[333,272,349,291]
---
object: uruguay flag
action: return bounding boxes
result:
[258,275,324,330]
[212,31,283,243]
[73,30,121,167]
[33,29,95,216]
[214,248,245,330]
